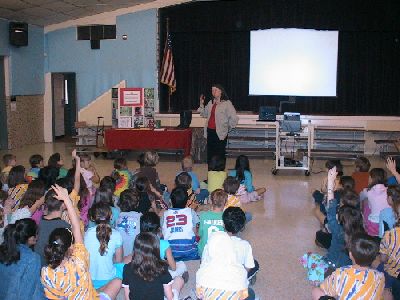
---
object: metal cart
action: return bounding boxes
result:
[272,121,312,176]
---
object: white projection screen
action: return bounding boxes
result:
[249,28,338,97]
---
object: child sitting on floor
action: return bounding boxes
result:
[162,187,200,261]
[27,154,44,183]
[207,155,227,193]
[378,185,400,238]
[111,157,132,197]
[175,172,200,212]
[351,156,371,194]
[386,156,400,185]
[7,165,28,212]
[1,154,16,187]
[198,189,227,256]
[48,152,68,179]
[178,156,209,203]
[312,232,384,300]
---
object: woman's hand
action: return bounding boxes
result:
[199,94,205,107]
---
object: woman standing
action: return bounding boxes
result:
[198,84,239,163]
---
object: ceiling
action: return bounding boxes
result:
[0,0,159,26]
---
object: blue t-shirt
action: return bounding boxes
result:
[84,226,123,281]
[88,206,120,229]
[228,170,255,192]
[177,171,201,191]
[116,211,142,256]
[379,207,396,238]
[160,239,170,260]
[387,176,398,185]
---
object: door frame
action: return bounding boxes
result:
[0,57,8,149]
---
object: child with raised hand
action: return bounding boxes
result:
[41,184,121,300]
[85,202,124,291]
[198,189,227,257]
[27,154,44,183]
[111,157,132,197]
[228,155,266,203]
[7,165,28,211]
[207,155,227,193]
[0,218,45,300]
[10,179,45,224]
[116,189,142,256]
[360,168,390,236]
[179,155,209,203]
[312,232,384,300]
[48,152,68,179]
[162,186,200,261]
[386,156,400,185]
[122,232,184,300]
[351,156,371,194]
[125,212,188,280]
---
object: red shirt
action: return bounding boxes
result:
[208,103,217,129]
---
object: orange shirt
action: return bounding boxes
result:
[352,171,370,194]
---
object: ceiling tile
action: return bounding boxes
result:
[44,1,77,11]
[19,6,55,17]
[0,7,17,18]
[22,0,58,5]
[0,0,33,11]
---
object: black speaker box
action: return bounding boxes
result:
[178,110,192,128]
[9,22,28,47]
[91,39,100,49]
[258,106,277,121]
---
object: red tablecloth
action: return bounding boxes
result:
[104,128,192,156]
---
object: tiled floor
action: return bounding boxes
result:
[0,142,386,299]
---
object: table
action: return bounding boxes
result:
[104,128,192,156]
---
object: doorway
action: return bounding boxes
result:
[51,73,77,139]
[0,57,7,149]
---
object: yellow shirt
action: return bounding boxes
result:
[320,266,384,300]
[207,171,227,193]
[8,183,28,212]
[41,243,99,299]
[224,194,241,209]
[380,227,400,277]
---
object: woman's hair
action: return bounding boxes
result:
[91,203,112,256]
[19,179,45,208]
[100,176,116,193]
[175,172,192,190]
[354,156,371,172]
[143,151,159,167]
[114,157,127,170]
[48,153,62,169]
[223,176,240,195]
[387,185,400,227]
[44,227,73,269]
[118,189,140,212]
[135,176,150,193]
[234,155,250,183]
[0,219,37,265]
[210,189,228,208]
[38,166,60,190]
[208,155,226,172]
[140,212,161,233]
[181,156,193,172]
[29,154,43,168]
[170,187,188,208]
[7,165,26,188]
[93,186,114,207]
[325,160,343,176]
[211,84,229,101]
[368,168,386,189]
[338,205,365,249]
[130,232,167,281]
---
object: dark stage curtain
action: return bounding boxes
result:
[159,0,400,116]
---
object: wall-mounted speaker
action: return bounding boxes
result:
[91,39,100,50]
[9,22,28,47]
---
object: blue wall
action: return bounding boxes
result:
[45,9,158,109]
[0,19,44,95]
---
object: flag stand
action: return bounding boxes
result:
[168,88,172,113]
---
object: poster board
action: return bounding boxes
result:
[114,87,155,128]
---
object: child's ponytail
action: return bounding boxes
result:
[44,227,73,269]
[91,202,112,256]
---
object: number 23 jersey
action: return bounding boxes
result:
[162,207,199,241]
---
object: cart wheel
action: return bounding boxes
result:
[305,170,311,176]
[272,168,278,175]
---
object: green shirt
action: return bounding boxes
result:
[198,211,225,256]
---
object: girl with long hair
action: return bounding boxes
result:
[122,232,184,300]
[0,218,44,299]
[7,165,28,212]
[85,202,124,291]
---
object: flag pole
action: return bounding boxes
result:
[166,18,172,113]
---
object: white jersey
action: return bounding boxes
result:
[162,208,196,241]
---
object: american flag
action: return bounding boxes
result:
[160,31,176,94]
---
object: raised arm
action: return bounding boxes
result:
[52,184,83,244]
[197,94,209,118]
[386,157,400,183]
[327,167,337,203]
[27,196,45,214]
[72,149,81,193]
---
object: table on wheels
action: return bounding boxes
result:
[104,128,192,156]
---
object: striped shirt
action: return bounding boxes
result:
[320,266,384,300]
[8,183,28,211]
[196,287,248,300]
[41,243,99,299]
[224,194,241,209]
[380,227,400,277]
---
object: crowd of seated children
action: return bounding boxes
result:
[0,149,268,300]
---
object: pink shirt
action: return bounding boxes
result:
[360,184,390,222]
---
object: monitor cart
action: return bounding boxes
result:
[272,121,312,176]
